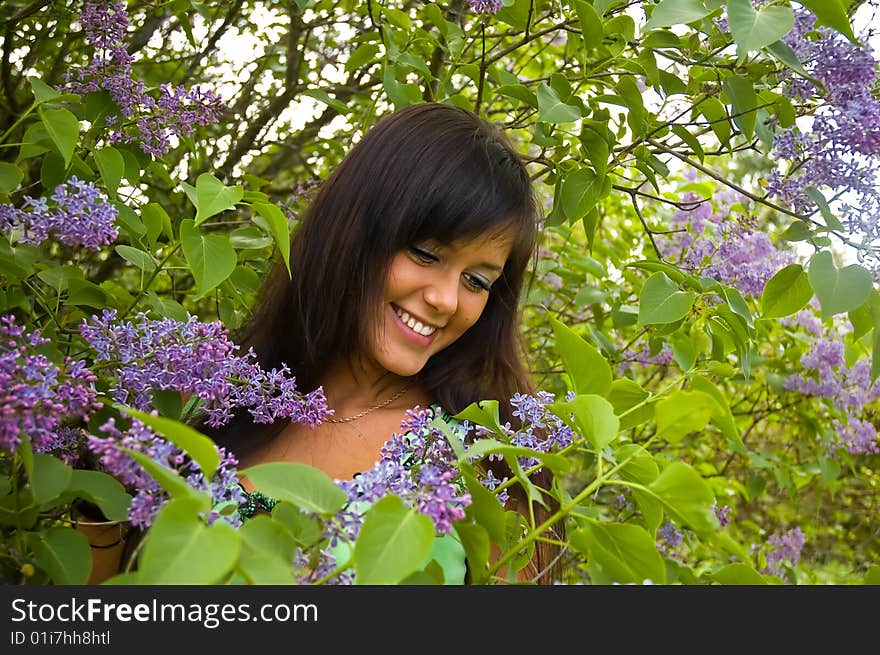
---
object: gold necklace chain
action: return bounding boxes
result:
[323,383,412,424]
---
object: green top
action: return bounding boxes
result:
[238,404,467,585]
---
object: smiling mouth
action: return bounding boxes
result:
[392,304,438,336]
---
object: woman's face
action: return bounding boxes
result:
[365,228,515,379]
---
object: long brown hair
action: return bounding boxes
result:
[201,102,561,582]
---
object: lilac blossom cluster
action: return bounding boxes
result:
[0,177,118,250]
[656,189,794,297]
[293,405,473,584]
[656,520,684,556]
[333,405,473,541]
[766,8,880,252]
[79,309,330,428]
[63,1,225,157]
[503,390,576,469]
[783,336,880,455]
[89,414,244,528]
[761,527,806,578]
[300,395,576,585]
[0,314,102,452]
[466,0,503,14]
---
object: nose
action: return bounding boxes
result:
[422,271,459,316]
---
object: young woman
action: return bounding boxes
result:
[202,102,560,583]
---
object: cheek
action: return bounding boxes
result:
[454,297,490,332]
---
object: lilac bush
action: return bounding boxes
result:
[90,414,245,529]
[767,7,880,257]
[0,314,102,452]
[80,309,330,428]
[63,1,225,157]
[656,188,795,298]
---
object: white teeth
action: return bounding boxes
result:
[394,306,437,336]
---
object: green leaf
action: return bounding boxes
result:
[638,272,696,325]
[570,522,666,584]
[689,375,745,453]
[179,219,237,298]
[115,404,220,479]
[453,521,490,583]
[804,186,845,231]
[649,461,718,534]
[645,0,710,30]
[252,202,291,276]
[722,75,758,139]
[240,462,348,515]
[765,40,816,83]
[0,162,23,194]
[453,400,505,437]
[761,264,813,318]
[93,146,125,199]
[237,515,299,584]
[28,76,63,103]
[140,203,173,247]
[138,497,240,584]
[463,438,571,476]
[572,0,603,46]
[37,107,80,167]
[537,83,581,123]
[654,389,720,444]
[710,563,769,585]
[30,454,72,505]
[462,470,507,546]
[27,526,92,584]
[798,0,857,44]
[549,394,619,451]
[65,469,131,522]
[548,314,612,396]
[115,245,156,273]
[272,501,323,548]
[123,448,210,507]
[353,495,435,584]
[299,88,348,115]
[808,251,873,318]
[608,379,654,430]
[615,443,662,533]
[192,172,243,226]
[728,0,794,57]
[560,167,610,221]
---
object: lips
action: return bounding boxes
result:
[392,304,438,336]
[390,304,439,344]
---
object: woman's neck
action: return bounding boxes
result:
[320,358,424,417]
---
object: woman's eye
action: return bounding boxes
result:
[408,246,437,264]
[464,273,490,292]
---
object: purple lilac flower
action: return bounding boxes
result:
[767,7,880,262]
[466,0,503,14]
[0,177,118,250]
[64,1,225,157]
[655,189,795,297]
[0,314,102,452]
[784,336,880,455]
[33,426,89,466]
[79,309,329,428]
[334,405,472,542]
[89,414,244,529]
[656,520,684,554]
[762,527,806,577]
[712,501,732,527]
